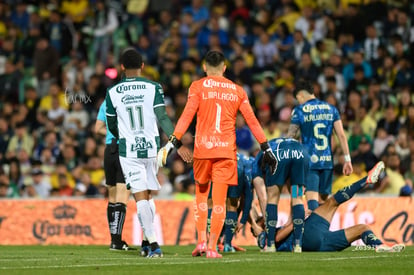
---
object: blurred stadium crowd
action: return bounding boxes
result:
[0,0,413,199]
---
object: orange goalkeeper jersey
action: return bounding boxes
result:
[174,75,267,160]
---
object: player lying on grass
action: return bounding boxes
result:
[254,161,405,252]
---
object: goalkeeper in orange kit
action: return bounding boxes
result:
[158,51,277,258]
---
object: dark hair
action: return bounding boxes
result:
[326,76,336,83]
[354,65,364,73]
[181,178,194,192]
[15,121,27,129]
[293,80,313,97]
[279,22,290,36]
[120,48,143,69]
[315,40,324,49]
[233,56,244,63]
[50,9,62,17]
[204,50,225,67]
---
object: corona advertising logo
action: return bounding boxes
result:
[53,204,77,220]
[32,203,94,242]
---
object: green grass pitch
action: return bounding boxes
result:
[0,245,413,275]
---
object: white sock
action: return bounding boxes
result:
[137,200,157,244]
[149,198,156,222]
[141,198,156,242]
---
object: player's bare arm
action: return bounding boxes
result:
[252,176,267,216]
[94,119,106,136]
[235,222,244,234]
[275,222,293,243]
[333,120,353,175]
[249,206,265,237]
[287,124,300,140]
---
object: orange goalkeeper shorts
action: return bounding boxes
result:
[193,158,237,186]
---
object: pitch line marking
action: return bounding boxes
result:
[0,257,141,262]
[0,259,242,270]
[318,255,412,261]
[1,254,412,269]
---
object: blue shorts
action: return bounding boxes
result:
[266,142,307,187]
[306,169,333,195]
[227,185,241,198]
[303,213,350,251]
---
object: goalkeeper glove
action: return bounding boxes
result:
[260,142,277,175]
[157,135,182,167]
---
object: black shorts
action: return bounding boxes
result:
[104,142,125,185]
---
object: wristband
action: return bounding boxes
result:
[169,135,182,149]
[260,142,270,151]
[344,154,351,162]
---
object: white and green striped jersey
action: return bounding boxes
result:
[106,77,165,158]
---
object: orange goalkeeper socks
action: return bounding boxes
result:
[194,182,211,244]
[208,183,228,250]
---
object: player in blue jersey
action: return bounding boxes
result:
[288,80,353,210]
[256,161,405,253]
[96,100,135,251]
[253,138,306,253]
[222,154,254,252]
[202,153,254,253]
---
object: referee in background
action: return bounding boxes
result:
[95,99,135,250]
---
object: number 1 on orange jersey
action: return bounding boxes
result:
[215,103,222,133]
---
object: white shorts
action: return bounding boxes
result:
[119,157,160,193]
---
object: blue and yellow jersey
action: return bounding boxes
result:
[290,98,340,170]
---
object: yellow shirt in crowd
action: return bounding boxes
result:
[50,172,76,189]
[61,0,89,23]
[332,171,367,194]
[39,93,69,111]
[382,168,406,195]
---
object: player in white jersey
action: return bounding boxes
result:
[106,48,191,257]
